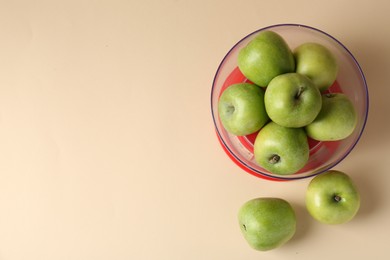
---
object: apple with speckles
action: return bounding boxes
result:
[238,197,296,251]
[294,42,338,91]
[264,72,322,128]
[218,83,269,136]
[306,170,360,225]
[305,93,357,141]
[253,121,309,175]
[238,30,295,87]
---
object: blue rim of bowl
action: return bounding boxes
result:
[210,23,369,180]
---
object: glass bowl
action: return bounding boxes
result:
[210,24,369,181]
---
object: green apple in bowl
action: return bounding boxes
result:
[238,30,295,87]
[305,170,360,224]
[294,42,338,91]
[253,122,309,175]
[218,83,269,136]
[238,197,296,251]
[305,93,357,141]
[264,73,322,128]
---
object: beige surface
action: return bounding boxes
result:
[0,0,389,259]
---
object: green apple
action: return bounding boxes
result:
[305,93,357,141]
[253,122,309,175]
[294,42,338,91]
[305,170,360,224]
[238,30,295,87]
[218,83,269,136]
[264,73,322,128]
[238,197,296,251]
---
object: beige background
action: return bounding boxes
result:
[0,0,389,259]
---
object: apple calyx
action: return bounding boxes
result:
[333,194,342,203]
[226,104,235,115]
[269,154,281,164]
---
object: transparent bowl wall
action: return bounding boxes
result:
[211,24,369,181]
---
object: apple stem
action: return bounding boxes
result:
[326,93,336,98]
[269,154,280,164]
[295,86,305,99]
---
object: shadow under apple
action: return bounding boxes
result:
[281,202,313,249]
[350,166,383,221]
[334,37,387,221]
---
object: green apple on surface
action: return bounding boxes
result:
[294,42,338,91]
[253,122,309,175]
[238,197,296,251]
[305,170,360,224]
[305,93,357,141]
[218,83,269,136]
[238,30,295,87]
[264,73,322,128]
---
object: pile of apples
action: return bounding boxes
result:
[218,30,357,175]
[217,30,361,251]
